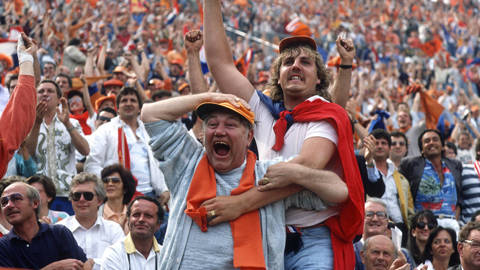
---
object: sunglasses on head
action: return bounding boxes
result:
[70,191,95,201]
[102,177,121,184]
[416,221,435,230]
[0,193,24,207]
[97,116,112,122]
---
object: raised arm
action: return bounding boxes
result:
[0,33,37,177]
[203,0,254,101]
[330,36,355,108]
[185,30,208,94]
[141,92,249,123]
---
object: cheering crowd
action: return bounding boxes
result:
[0,0,480,269]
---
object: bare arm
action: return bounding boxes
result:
[204,0,254,101]
[97,36,108,75]
[185,30,208,94]
[141,92,250,123]
[330,36,355,108]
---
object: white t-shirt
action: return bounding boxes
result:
[249,92,342,227]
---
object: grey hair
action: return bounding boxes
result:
[70,172,106,202]
[365,197,387,210]
[25,184,41,217]
[362,235,398,259]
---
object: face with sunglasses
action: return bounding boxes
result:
[70,182,101,218]
[390,137,407,159]
[412,217,437,243]
[0,183,39,225]
[102,172,124,201]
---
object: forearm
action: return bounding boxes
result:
[204,0,235,68]
[289,164,348,203]
[65,124,90,155]
[331,67,352,108]
[24,122,41,156]
[238,184,302,214]
[141,93,211,123]
[187,50,208,94]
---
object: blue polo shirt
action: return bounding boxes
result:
[0,223,87,268]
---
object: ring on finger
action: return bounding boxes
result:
[209,210,216,217]
[261,177,270,184]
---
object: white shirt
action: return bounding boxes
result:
[58,215,124,269]
[250,92,340,227]
[101,233,161,270]
[0,85,9,116]
[378,160,403,223]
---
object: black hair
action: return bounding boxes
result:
[55,73,73,88]
[116,87,143,109]
[26,175,57,208]
[418,129,444,153]
[445,142,457,156]
[421,227,459,267]
[97,107,117,119]
[407,210,438,265]
[39,79,62,98]
[101,164,136,205]
[127,196,164,224]
[371,129,392,146]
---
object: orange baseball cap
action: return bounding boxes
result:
[196,100,254,125]
[279,36,316,53]
[104,79,124,87]
[95,95,116,111]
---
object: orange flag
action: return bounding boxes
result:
[420,91,444,130]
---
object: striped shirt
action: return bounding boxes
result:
[460,163,480,223]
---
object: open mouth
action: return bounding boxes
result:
[214,142,230,157]
[288,74,303,82]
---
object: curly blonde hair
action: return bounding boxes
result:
[267,45,331,102]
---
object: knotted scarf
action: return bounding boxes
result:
[257,91,364,270]
[185,150,266,269]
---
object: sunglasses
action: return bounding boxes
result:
[102,177,121,184]
[97,116,112,122]
[0,193,24,207]
[70,191,95,201]
[416,221,435,230]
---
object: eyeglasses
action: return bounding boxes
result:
[463,239,480,249]
[102,177,121,184]
[416,221,435,230]
[391,141,406,146]
[97,116,112,122]
[0,193,24,207]
[70,191,95,201]
[365,211,388,219]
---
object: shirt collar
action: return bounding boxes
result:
[69,215,101,232]
[124,232,160,254]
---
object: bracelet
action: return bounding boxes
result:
[66,126,75,133]
[365,161,374,168]
[351,119,358,125]
[339,64,353,69]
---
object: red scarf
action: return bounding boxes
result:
[117,127,144,199]
[70,111,92,135]
[272,98,364,269]
[185,151,266,269]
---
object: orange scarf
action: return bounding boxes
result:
[185,151,266,269]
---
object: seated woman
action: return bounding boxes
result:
[27,175,69,224]
[416,227,460,270]
[99,164,136,234]
[407,210,438,266]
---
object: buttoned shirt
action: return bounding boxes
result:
[34,115,85,196]
[58,215,124,269]
[101,233,161,270]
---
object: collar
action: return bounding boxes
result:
[68,215,101,232]
[124,232,160,255]
[7,222,47,242]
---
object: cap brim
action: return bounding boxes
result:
[195,102,254,125]
[279,36,316,53]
